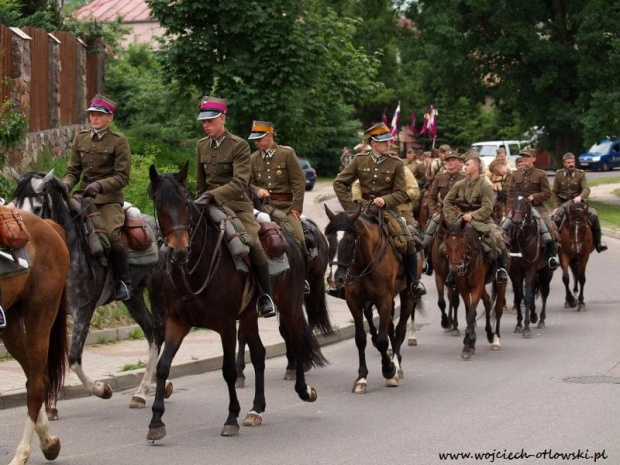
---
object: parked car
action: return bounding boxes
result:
[470,140,528,170]
[578,138,620,171]
[298,158,317,191]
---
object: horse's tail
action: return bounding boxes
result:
[305,285,333,336]
[45,287,69,409]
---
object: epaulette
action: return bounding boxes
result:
[556,169,564,174]
[77,128,90,134]
[228,133,242,142]
[198,136,210,144]
[576,169,585,174]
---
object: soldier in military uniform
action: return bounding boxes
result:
[502,148,560,269]
[551,152,607,252]
[248,120,311,292]
[421,150,466,274]
[488,159,511,192]
[193,97,276,318]
[428,144,451,183]
[333,123,425,297]
[62,95,132,301]
[443,153,509,284]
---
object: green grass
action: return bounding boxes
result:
[90,302,134,331]
[0,353,14,362]
[129,328,144,340]
[589,200,620,229]
[588,176,620,187]
[97,336,116,345]
[611,188,620,198]
[122,360,147,371]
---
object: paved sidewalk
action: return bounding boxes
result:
[0,294,363,410]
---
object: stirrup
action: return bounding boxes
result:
[422,260,432,276]
[595,241,608,253]
[257,294,277,318]
[113,281,133,301]
[548,256,560,270]
[496,268,508,284]
[304,280,311,294]
[0,305,6,329]
[410,281,427,297]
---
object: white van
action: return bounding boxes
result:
[470,140,528,170]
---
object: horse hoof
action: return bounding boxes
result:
[537,321,546,329]
[147,425,166,442]
[283,369,296,380]
[407,337,417,346]
[491,342,501,351]
[470,348,476,355]
[451,329,460,337]
[164,381,174,399]
[352,380,367,394]
[397,368,404,379]
[96,382,113,400]
[235,377,246,389]
[577,303,587,312]
[523,329,532,339]
[242,411,262,427]
[307,387,318,402]
[221,424,240,437]
[461,350,471,360]
[514,326,522,333]
[47,407,59,421]
[385,376,399,387]
[530,313,538,324]
[42,436,61,461]
[129,395,147,409]
[441,316,449,329]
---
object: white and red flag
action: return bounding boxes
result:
[389,101,401,136]
[418,105,437,138]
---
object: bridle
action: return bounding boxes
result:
[445,225,476,277]
[567,204,588,254]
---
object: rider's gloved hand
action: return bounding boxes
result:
[83,182,102,198]
[195,191,215,207]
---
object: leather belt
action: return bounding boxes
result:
[362,193,375,201]
[270,193,293,201]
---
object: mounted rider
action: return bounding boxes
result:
[248,120,311,293]
[488,158,512,192]
[551,152,607,252]
[502,148,560,270]
[427,144,451,184]
[333,123,426,297]
[193,97,276,318]
[422,150,466,274]
[62,95,132,301]
[442,152,509,284]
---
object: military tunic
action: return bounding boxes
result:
[428,171,466,213]
[250,144,307,250]
[551,169,590,208]
[63,128,131,244]
[196,130,267,263]
[429,157,446,182]
[333,151,409,215]
[443,177,506,252]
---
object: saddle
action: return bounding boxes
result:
[0,207,31,250]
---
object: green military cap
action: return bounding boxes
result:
[520,147,537,158]
[444,150,459,160]
[462,149,480,162]
[438,144,451,153]
[198,96,227,120]
[562,152,576,161]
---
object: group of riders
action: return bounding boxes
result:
[0,95,608,333]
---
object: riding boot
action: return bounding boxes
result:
[404,253,426,297]
[255,261,277,318]
[422,247,433,276]
[110,247,133,301]
[545,241,560,270]
[0,305,6,329]
[496,251,509,284]
[589,214,607,253]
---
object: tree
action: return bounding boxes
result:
[147,0,382,174]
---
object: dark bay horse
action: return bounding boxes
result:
[492,190,508,226]
[325,204,420,392]
[11,170,170,412]
[147,163,325,441]
[505,192,554,338]
[444,220,504,359]
[0,210,69,464]
[559,202,593,312]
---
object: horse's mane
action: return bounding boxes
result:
[149,172,188,205]
[14,171,73,227]
[447,220,478,242]
[325,210,358,235]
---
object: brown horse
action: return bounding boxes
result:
[147,163,325,442]
[558,202,593,312]
[444,220,504,359]
[505,192,554,338]
[325,204,420,392]
[492,190,508,226]
[0,210,69,465]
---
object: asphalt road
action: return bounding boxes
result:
[2,179,619,465]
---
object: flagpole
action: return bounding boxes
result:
[432,137,436,149]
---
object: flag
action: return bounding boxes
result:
[389,101,401,136]
[382,111,389,127]
[409,112,417,136]
[419,105,437,139]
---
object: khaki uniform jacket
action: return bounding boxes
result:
[250,144,306,213]
[333,151,408,212]
[443,176,496,233]
[507,166,551,214]
[351,164,419,203]
[551,169,590,208]
[63,128,131,205]
[429,157,446,181]
[195,130,253,213]
[428,171,466,213]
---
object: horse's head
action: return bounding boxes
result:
[149,162,193,265]
[11,168,68,219]
[510,188,532,229]
[444,219,473,276]
[566,201,589,254]
[324,203,360,291]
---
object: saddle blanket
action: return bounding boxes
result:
[0,247,31,279]
[233,254,290,277]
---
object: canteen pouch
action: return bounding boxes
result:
[123,216,153,251]
[259,221,289,259]
[84,201,110,258]
[0,207,31,249]
[386,216,413,255]
[207,205,251,258]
